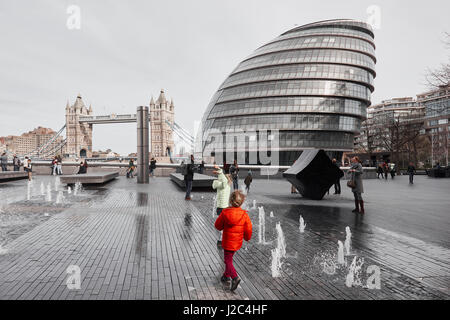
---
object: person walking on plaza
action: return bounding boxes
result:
[407,162,416,184]
[184,155,195,200]
[212,164,232,246]
[348,156,364,214]
[23,157,32,181]
[1,152,8,171]
[149,157,157,178]
[332,158,341,194]
[214,190,252,292]
[244,170,253,194]
[127,159,135,178]
[230,160,239,190]
[377,163,384,179]
[13,154,20,171]
[390,163,396,179]
[382,161,389,180]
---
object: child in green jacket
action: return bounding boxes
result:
[212,165,232,246]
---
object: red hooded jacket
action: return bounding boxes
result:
[215,207,252,251]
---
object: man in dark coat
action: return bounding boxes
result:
[1,152,8,171]
[332,158,341,194]
[349,156,364,214]
[13,154,20,171]
[407,162,416,184]
[184,155,195,200]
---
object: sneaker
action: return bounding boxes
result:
[230,276,241,292]
[185,197,191,200]
[220,275,230,283]
[217,240,222,247]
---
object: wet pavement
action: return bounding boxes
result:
[0,174,449,300]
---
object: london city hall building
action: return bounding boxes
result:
[200,19,376,165]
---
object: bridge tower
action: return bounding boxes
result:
[65,94,93,158]
[149,89,175,160]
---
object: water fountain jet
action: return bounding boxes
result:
[344,226,352,255]
[46,184,52,202]
[337,240,345,265]
[258,206,266,244]
[299,215,306,233]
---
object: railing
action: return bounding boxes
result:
[11,160,376,171]
[79,114,137,123]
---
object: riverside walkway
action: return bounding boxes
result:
[0,175,449,300]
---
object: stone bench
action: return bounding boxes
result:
[170,173,215,190]
[0,171,28,182]
[60,171,119,185]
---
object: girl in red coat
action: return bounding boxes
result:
[214,190,252,291]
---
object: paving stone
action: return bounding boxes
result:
[0,176,448,299]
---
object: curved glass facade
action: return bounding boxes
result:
[201,19,376,165]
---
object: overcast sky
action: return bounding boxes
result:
[0,0,449,155]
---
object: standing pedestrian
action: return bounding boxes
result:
[348,156,364,214]
[332,158,341,194]
[57,155,63,175]
[77,161,86,174]
[1,152,8,171]
[23,157,32,181]
[214,190,252,292]
[244,170,253,194]
[83,159,88,173]
[199,160,205,174]
[150,157,156,177]
[407,162,416,184]
[13,154,20,171]
[127,159,135,178]
[230,160,239,190]
[52,156,58,175]
[212,164,232,246]
[223,161,230,174]
[184,155,195,200]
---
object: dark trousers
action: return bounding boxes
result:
[185,180,193,198]
[409,173,414,184]
[14,166,19,171]
[233,178,238,190]
[245,184,250,193]
[223,250,237,279]
[334,180,341,194]
[1,165,7,171]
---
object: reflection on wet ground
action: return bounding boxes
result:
[0,175,449,299]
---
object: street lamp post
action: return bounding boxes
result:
[137,106,149,184]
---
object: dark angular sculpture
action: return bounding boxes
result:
[283,149,344,200]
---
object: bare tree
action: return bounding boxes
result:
[371,111,424,172]
[425,32,450,90]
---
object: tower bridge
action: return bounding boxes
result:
[61,90,191,159]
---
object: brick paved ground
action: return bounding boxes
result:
[0,175,449,300]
